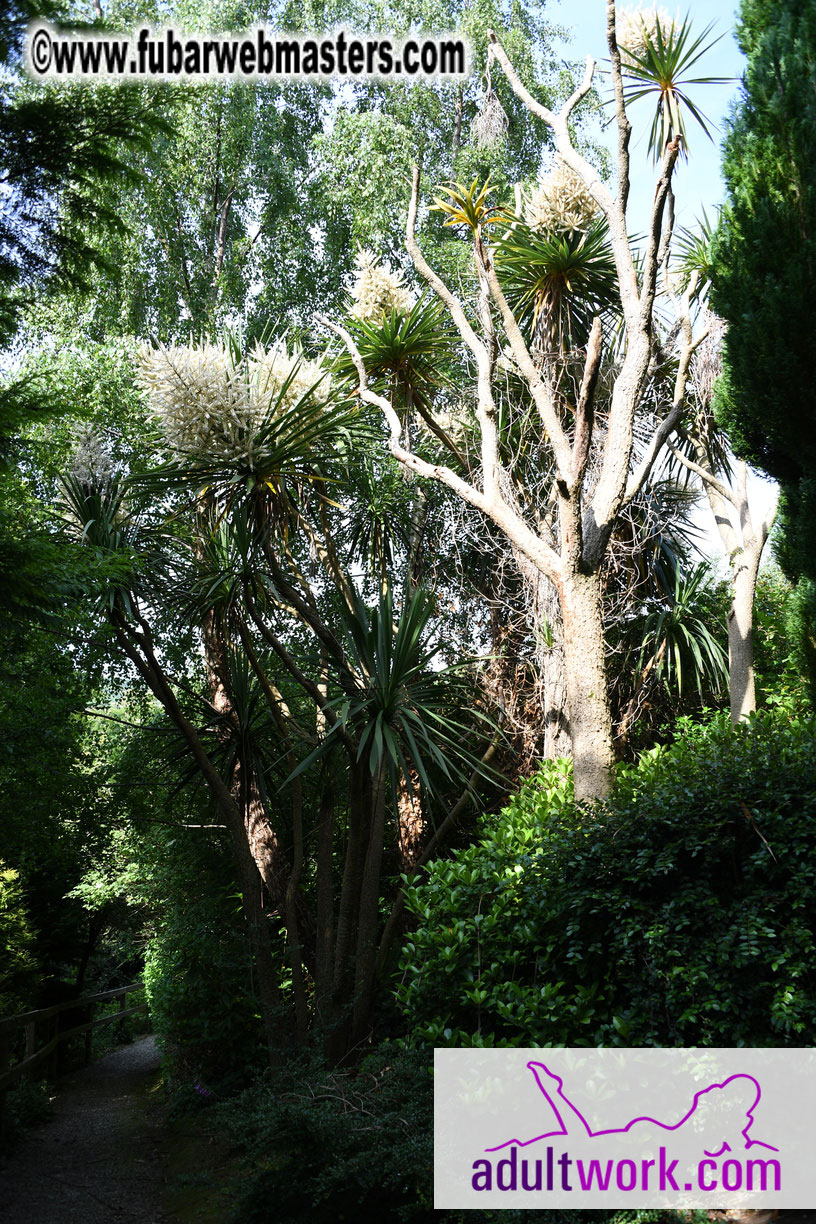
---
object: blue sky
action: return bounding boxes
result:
[548,2,778,556]
[551,0,746,234]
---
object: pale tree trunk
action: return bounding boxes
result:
[397,770,424,870]
[728,544,762,724]
[540,625,571,760]
[672,443,778,726]
[325,21,692,802]
[560,569,616,800]
[515,554,571,762]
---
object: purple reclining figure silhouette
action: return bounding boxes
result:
[487,1061,779,1157]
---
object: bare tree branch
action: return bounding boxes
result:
[480,244,574,477]
[760,489,779,545]
[606,0,632,218]
[624,273,706,505]
[571,316,604,493]
[406,167,504,501]
[665,440,740,507]
[487,30,638,312]
[319,315,563,581]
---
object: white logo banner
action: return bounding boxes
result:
[434,1048,816,1209]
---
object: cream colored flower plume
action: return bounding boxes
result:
[617,6,677,59]
[523,160,599,234]
[136,341,328,465]
[350,249,413,323]
[69,423,115,487]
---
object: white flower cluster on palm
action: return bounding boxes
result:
[523,160,599,235]
[617,6,677,60]
[69,423,115,487]
[137,341,328,465]
[349,249,413,323]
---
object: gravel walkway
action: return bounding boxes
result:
[0,1035,167,1223]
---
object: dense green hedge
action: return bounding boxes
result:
[0,862,39,1016]
[217,1048,705,1224]
[396,712,816,1047]
[142,826,264,1093]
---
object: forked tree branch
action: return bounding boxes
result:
[760,490,779,545]
[320,315,563,581]
[405,166,485,363]
[406,166,503,501]
[479,244,574,477]
[571,316,604,493]
[606,0,632,218]
[624,273,707,505]
[665,440,739,508]
[487,30,639,314]
[640,140,682,325]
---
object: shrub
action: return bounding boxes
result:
[217,1047,704,1224]
[0,863,39,1017]
[2,1080,53,1144]
[141,826,264,1094]
[220,1048,435,1224]
[396,711,816,1047]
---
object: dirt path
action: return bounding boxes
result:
[0,1035,167,1223]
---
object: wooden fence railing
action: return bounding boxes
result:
[0,983,148,1101]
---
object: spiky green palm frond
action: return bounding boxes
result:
[337,294,458,416]
[494,217,619,353]
[620,16,728,162]
[290,586,498,803]
[184,510,262,626]
[431,178,505,233]
[673,206,719,298]
[638,561,727,695]
[58,473,144,617]
[137,345,367,522]
[341,454,410,579]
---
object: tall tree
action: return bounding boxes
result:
[711,0,816,688]
[667,313,777,723]
[330,3,725,799]
[10,0,588,1058]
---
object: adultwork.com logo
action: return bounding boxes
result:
[474,1061,780,1196]
[434,1049,813,1210]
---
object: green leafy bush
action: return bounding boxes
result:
[221,1048,434,1223]
[396,712,816,1047]
[752,564,810,713]
[141,826,264,1094]
[0,863,39,1017]
[2,1080,53,1144]
[217,1047,703,1224]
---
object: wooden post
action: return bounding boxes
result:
[25,1021,36,1065]
[0,1028,10,1143]
[47,1016,58,1081]
[84,1003,94,1067]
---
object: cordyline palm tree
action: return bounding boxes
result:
[201,508,498,1053]
[618,14,726,162]
[334,168,724,778]
[64,334,499,1058]
[638,560,727,695]
[612,556,728,750]
[658,295,778,721]
[268,581,498,1044]
[494,216,618,356]
[333,291,463,594]
[59,347,353,1059]
[326,2,728,800]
